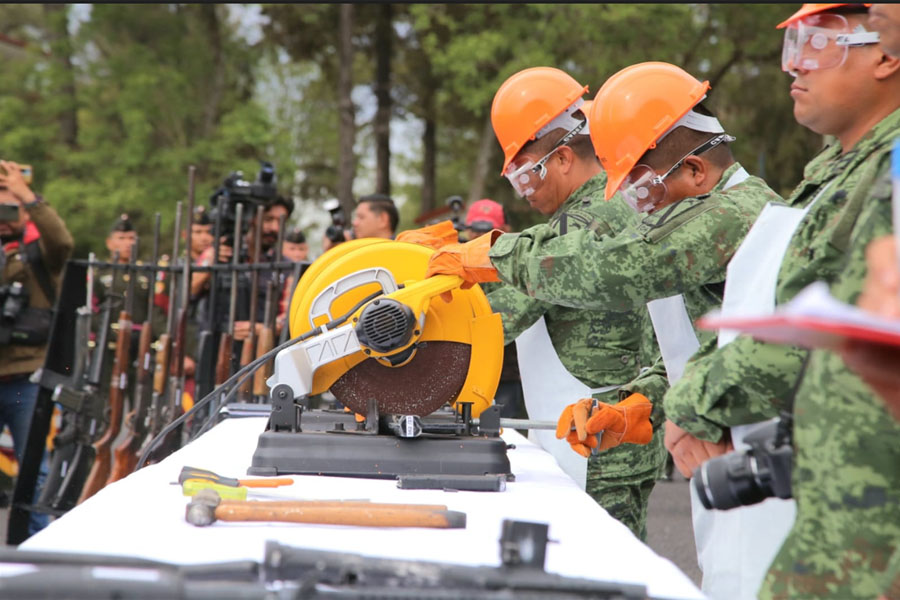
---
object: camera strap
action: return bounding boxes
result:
[21,239,57,305]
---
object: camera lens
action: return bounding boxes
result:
[693,451,770,511]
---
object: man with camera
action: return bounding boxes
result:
[0,160,73,534]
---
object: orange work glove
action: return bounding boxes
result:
[585,393,653,451]
[555,399,598,457]
[424,230,502,286]
[556,394,654,456]
[396,220,460,250]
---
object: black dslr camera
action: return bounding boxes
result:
[692,414,794,511]
[0,281,51,346]
[210,161,279,247]
[323,199,347,245]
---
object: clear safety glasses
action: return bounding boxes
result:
[619,133,736,213]
[504,120,586,198]
[781,13,880,76]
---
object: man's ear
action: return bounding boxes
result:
[556,146,577,174]
[874,51,900,80]
[681,156,708,189]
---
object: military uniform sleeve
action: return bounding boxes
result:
[27,199,74,273]
[488,202,749,312]
[662,335,803,442]
[618,356,669,430]
[486,283,551,343]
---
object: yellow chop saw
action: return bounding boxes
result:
[248,238,516,488]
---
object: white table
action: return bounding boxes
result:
[20,417,704,599]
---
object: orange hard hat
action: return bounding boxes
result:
[588,62,709,200]
[776,3,872,29]
[491,67,589,175]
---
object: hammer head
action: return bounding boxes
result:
[185,501,216,527]
[185,489,222,527]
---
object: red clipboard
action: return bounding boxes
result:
[697,313,900,350]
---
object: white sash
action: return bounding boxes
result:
[515,317,620,488]
[648,167,750,386]
[691,180,834,600]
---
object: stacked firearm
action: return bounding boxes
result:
[31,166,302,518]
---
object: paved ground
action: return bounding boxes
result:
[646,471,702,587]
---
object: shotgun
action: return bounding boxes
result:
[215,203,243,389]
[156,167,195,459]
[108,214,161,483]
[78,242,138,503]
[140,202,182,464]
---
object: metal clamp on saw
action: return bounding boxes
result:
[249,238,511,481]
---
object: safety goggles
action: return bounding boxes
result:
[619,133,736,213]
[504,120,586,198]
[781,13,880,76]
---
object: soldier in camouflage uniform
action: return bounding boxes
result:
[485,67,661,540]
[656,5,900,598]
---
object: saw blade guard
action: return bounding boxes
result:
[285,238,503,417]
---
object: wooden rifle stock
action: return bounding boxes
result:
[152,333,171,398]
[78,309,131,503]
[253,281,276,397]
[107,321,152,483]
[215,332,233,386]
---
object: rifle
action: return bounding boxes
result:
[194,185,222,408]
[157,166,196,458]
[215,203,243,388]
[108,214,161,483]
[140,202,182,464]
[252,215,286,400]
[78,242,138,503]
[238,204,263,400]
[35,253,106,513]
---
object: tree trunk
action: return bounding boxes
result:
[42,4,78,149]
[200,4,225,140]
[467,113,496,203]
[337,3,357,216]
[374,3,392,196]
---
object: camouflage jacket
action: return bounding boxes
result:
[664,108,900,444]
[487,173,667,478]
[487,172,649,391]
[758,114,900,599]
[489,163,777,421]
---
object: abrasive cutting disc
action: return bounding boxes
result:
[330,341,471,416]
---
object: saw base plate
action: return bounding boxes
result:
[247,409,511,480]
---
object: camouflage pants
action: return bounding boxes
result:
[585,435,667,541]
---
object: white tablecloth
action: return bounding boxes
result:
[20,417,704,599]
